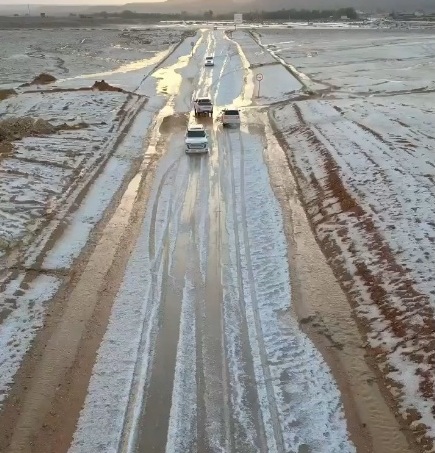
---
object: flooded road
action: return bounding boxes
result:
[66,30,353,453]
[0,29,413,453]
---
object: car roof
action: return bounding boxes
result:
[188,124,205,131]
[197,97,211,101]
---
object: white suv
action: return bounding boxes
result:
[185,125,209,154]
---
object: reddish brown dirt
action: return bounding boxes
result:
[271,105,429,452]
[21,73,57,87]
[0,117,87,146]
[22,81,132,97]
[0,89,17,101]
[0,141,13,157]
[91,80,124,92]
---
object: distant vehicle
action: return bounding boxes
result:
[185,125,209,154]
[213,25,218,30]
[221,109,240,127]
[193,97,213,116]
[205,56,214,66]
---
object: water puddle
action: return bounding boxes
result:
[153,36,202,96]
[153,55,189,95]
[230,39,254,107]
[59,47,172,82]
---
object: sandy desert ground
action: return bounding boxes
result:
[242,27,435,451]
[0,24,434,453]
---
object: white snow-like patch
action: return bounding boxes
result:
[42,157,130,269]
[231,31,302,103]
[68,148,188,453]
[42,106,156,270]
[0,28,187,88]
[0,274,61,407]
[165,278,197,453]
[272,95,435,446]
[251,63,302,103]
[195,156,210,282]
[221,125,354,452]
[212,35,245,107]
[254,29,435,96]
[0,91,128,251]
[231,31,276,67]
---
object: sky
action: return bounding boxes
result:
[0,0,159,4]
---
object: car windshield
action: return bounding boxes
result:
[187,130,206,138]
[206,57,213,60]
[224,110,239,115]
[198,99,211,104]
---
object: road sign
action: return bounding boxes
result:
[256,73,263,97]
[234,13,243,24]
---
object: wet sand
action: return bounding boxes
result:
[263,114,415,453]
[0,26,420,453]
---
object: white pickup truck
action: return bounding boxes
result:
[185,125,209,154]
[193,97,213,117]
[221,109,240,127]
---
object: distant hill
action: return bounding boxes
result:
[248,0,435,13]
[114,0,435,14]
[83,0,239,15]
[88,0,435,14]
[1,0,434,17]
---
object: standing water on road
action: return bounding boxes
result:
[69,30,355,453]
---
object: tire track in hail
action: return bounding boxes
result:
[236,126,286,452]
[194,153,210,453]
[221,127,268,453]
[195,122,231,452]
[187,39,217,451]
[119,154,186,453]
[136,153,201,453]
[189,31,227,452]
[148,158,180,261]
[166,153,210,452]
[193,38,243,448]
[123,32,213,453]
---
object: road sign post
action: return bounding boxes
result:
[191,41,194,55]
[234,13,242,30]
[256,73,263,97]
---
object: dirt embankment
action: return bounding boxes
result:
[0,89,17,101]
[0,117,57,141]
[21,78,132,95]
[91,80,124,92]
[0,74,126,157]
[0,117,88,141]
[17,72,128,94]
[0,117,88,159]
[20,72,57,87]
[0,117,56,157]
